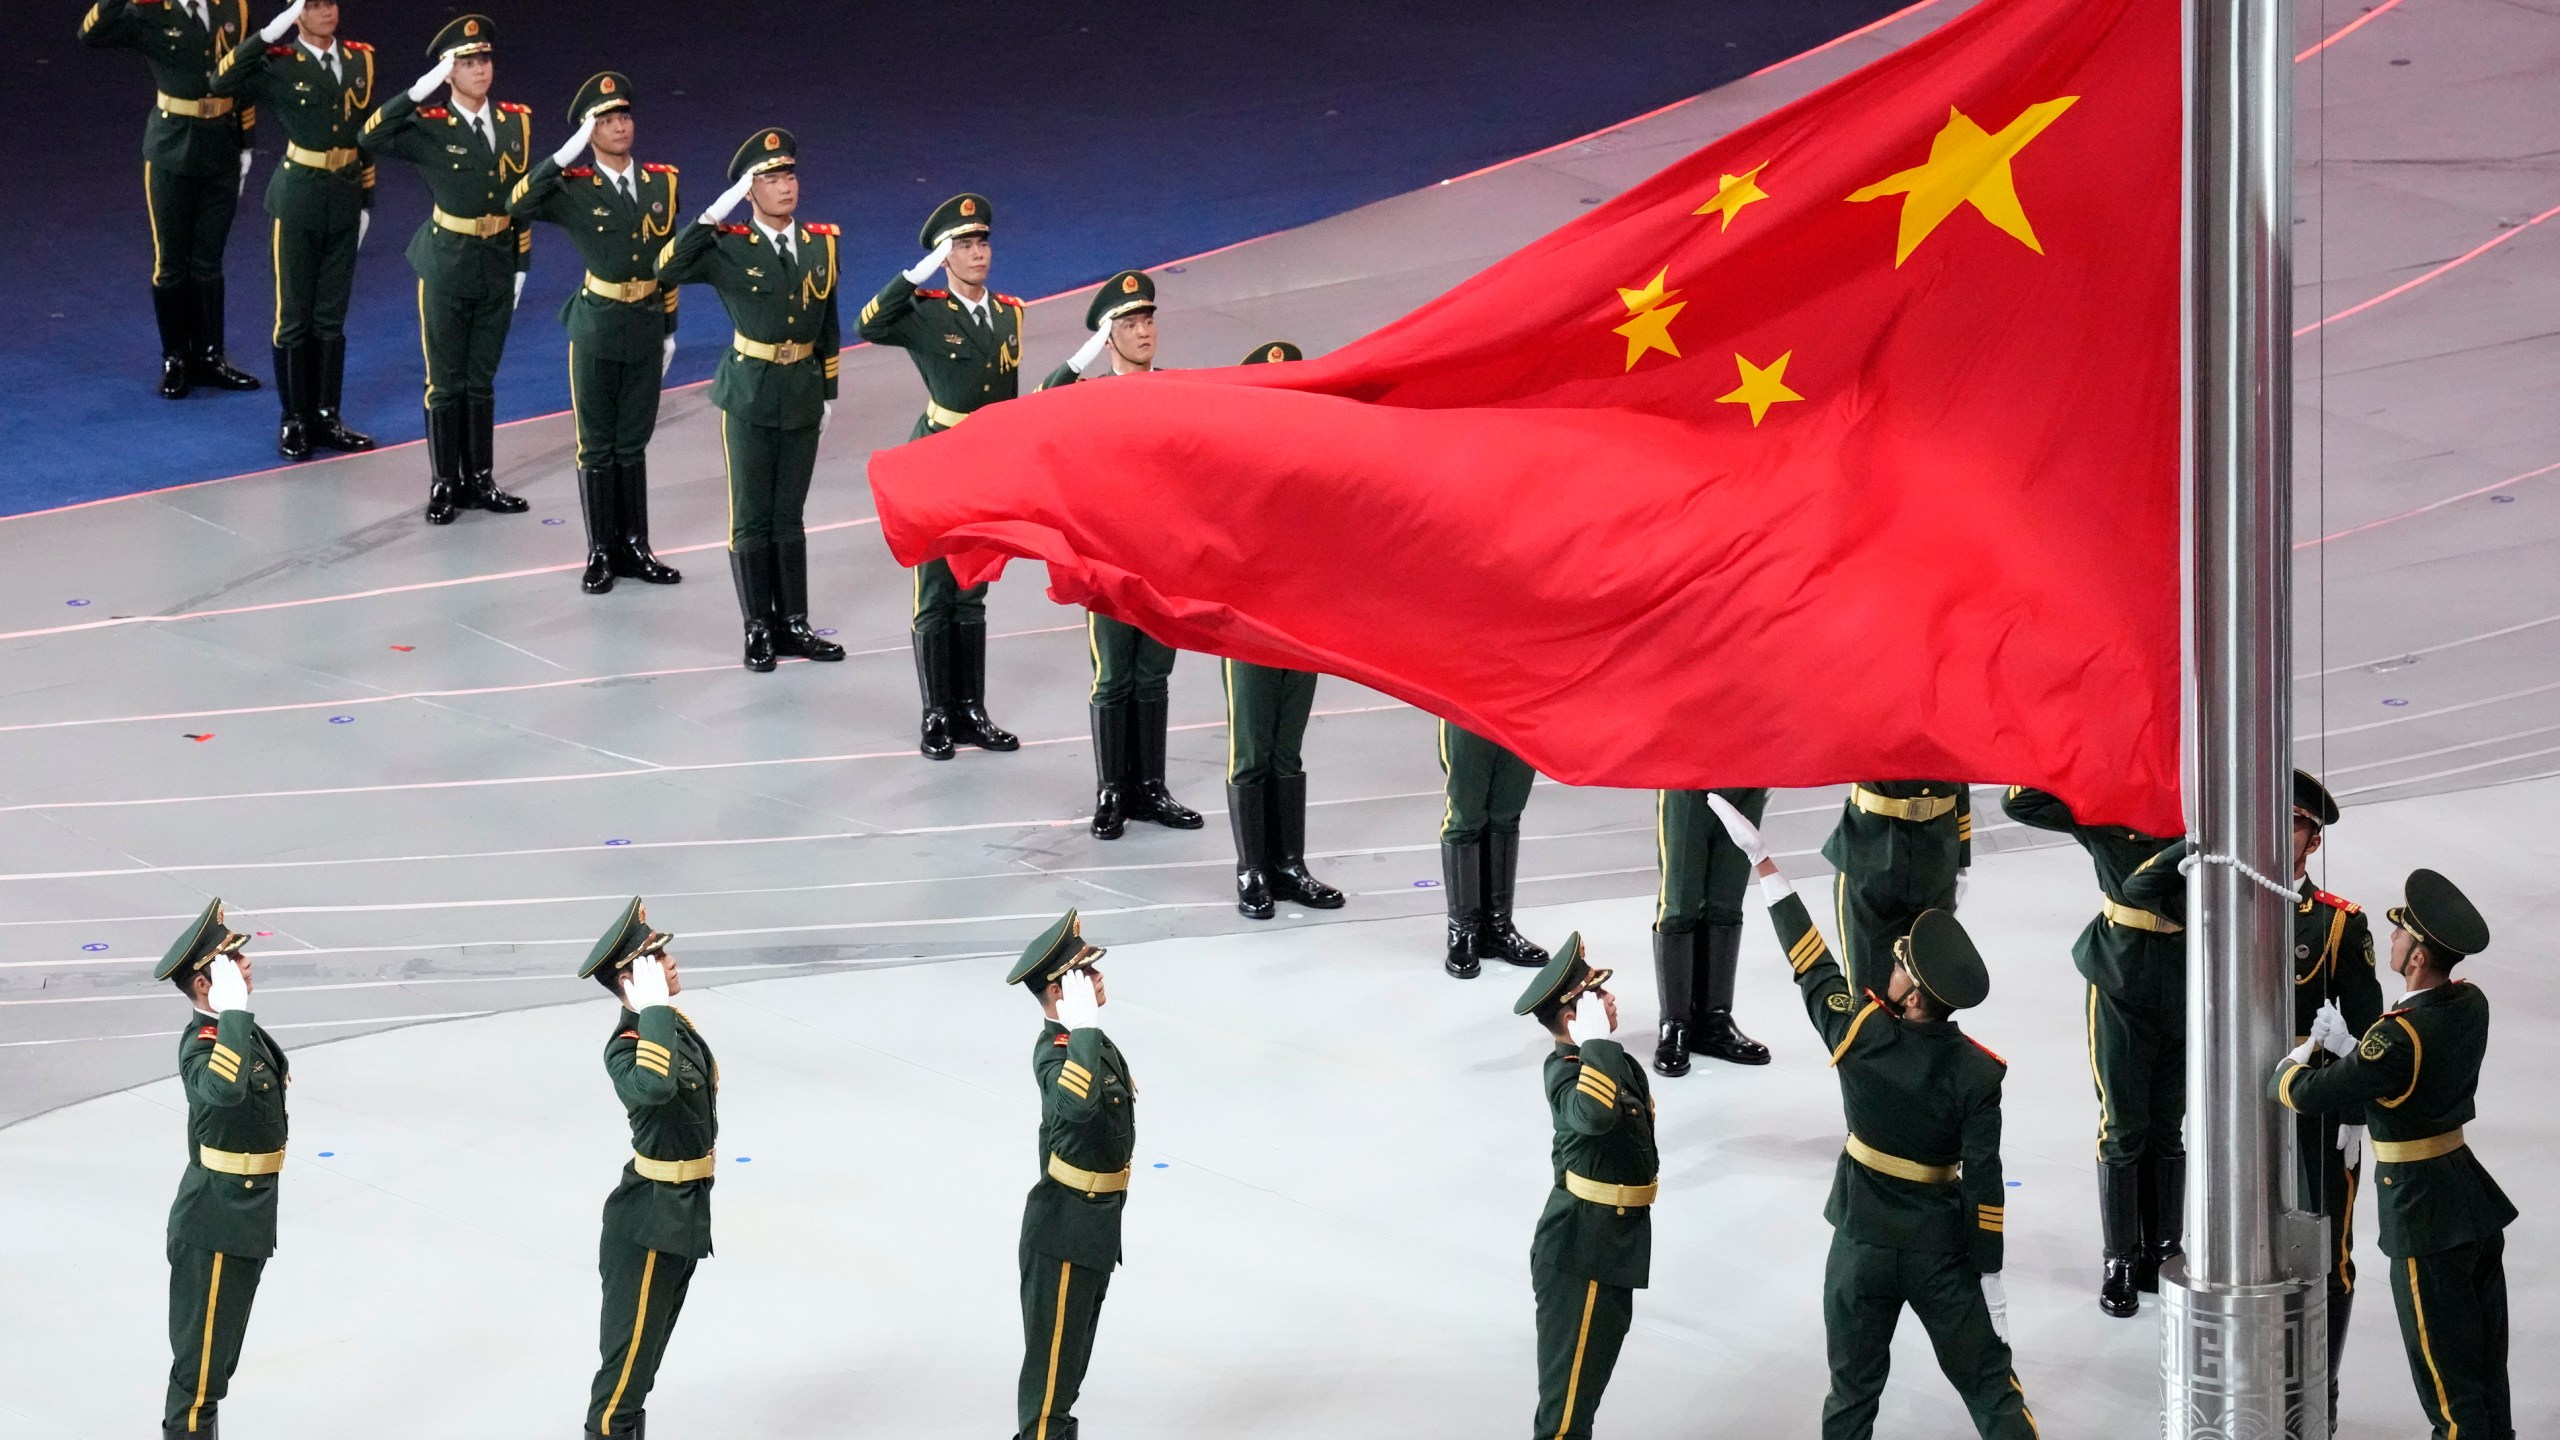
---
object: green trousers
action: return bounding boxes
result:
[1017,1245,1110,1440]
[1820,1234,2037,1440]
[417,275,513,409]
[1224,660,1318,784]
[2295,1108,2362,1331]
[146,161,236,287]
[1532,1264,1633,1440]
[1087,612,1175,706]
[911,557,989,633]
[1439,721,1536,844]
[2391,1236,2510,1440]
[163,1240,264,1433]
[1833,870,1957,999]
[585,1238,699,1436]
[570,343,662,468]
[1654,788,1769,933]
[268,215,358,346]
[720,412,818,548]
[2086,980,2185,1167]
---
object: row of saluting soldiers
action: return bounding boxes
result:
[145,770,2512,1439]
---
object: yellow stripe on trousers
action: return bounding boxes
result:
[1086,612,1104,702]
[185,1252,224,1433]
[1652,791,1671,927]
[599,1250,658,1433]
[271,220,285,346]
[1438,720,1457,835]
[1225,659,1241,782]
[415,280,433,401]
[1035,1259,1072,1440]
[1552,1279,1598,1439]
[2086,985,2114,1157]
[2406,1257,2458,1440]
[146,162,166,286]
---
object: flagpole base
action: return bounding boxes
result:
[2158,1256,2328,1439]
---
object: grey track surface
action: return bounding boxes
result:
[4,0,2556,1134]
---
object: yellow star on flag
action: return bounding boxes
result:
[1612,269,1686,371]
[1693,163,1771,231]
[1717,351,1803,426]
[1846,97,2080,266]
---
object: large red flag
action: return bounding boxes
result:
[870,0,2182,833]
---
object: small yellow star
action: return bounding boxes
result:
[1847,97,2080,266]
[1613,269,1686,371]
[1694,163,1771,231]
[1717,351,1803,426]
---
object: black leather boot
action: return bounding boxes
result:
[1478,829,1548,966]
[2138,1153,2185,1293]
[273,343,312,460]
[771,540,845,659]
[424,405,464,524]
[188,277,262,390]
[913,630,956,759]
[310,335,374,451]
[2098,1160,2143,1317]
[1126,698,1202,829]
[576,467,618,593]
[1440,839,1483,978]
[611,459,679,582]
[728,547,777,672]
[2326,1279,2352,1427]
[152,284,193,398]
[1268,772,1345,908]
[464,396,529,512]
[1089,703,1130,840]
[948,620,1019,750]
[1228,781,1275,919]
[1691,922,1771,1064]
[1652,929,1695,1076]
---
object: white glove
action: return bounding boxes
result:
[357,210,370,249]
[549,113,596,168]
[1705,792,1767,865]
[2338,1124,2366,1168]
[1569,988,1614,1043]
[1055,972,1099,1031]
[258,0,304,43]
[512,272,527,310]
[205,954,250,1015]
[902,235,952,285]
[238,149,252,197]
[1069,326,1111,375]
[700,171,754,226]
[406,53,454,103]
[2311,1001,2355,1059]
[1980,1272,2009,1342]
[661,336,676,378]
[1955,869,1971,908]
[623,952,671,1011]
[2285,1038,2318,1067]
[819,400,833,436]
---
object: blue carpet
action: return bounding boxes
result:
[5,1,1903,514]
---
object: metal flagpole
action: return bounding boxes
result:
[2164,0,2327,1432]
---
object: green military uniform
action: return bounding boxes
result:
[152,901,287,1439]
[1515,936,1656,1440]
[653,127,845,673]
[1749,900,2036,1439]
[2000,784,2183,1313]
[2274,870,2513,1440]
[860,192,1024,759]
[358,14,533,521]
[577,898,718,1437]
[1439,721,1545,977]
[508,71,683,593]
[210,23,378,458]
[1008,913,1136,1440]
[1823,783,1972,997]
[1650,787,1772,1073]
[81,0,265,398]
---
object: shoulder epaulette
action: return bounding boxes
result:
[345,40,371,51]
[716,223,751,236]
[266,44,293,56]
[1051,1032,1070,1047]
[1968,1036,2008,1066]
[994,292,1025,308]
[914,286,949,299]
[2311,889,2361,914]
[802,222,839,236]
[197,1024,219,1039]
[562,165,593,178]
[616,1029,639,1040]
[497,101,529,115]
[419,106,449,120]
[642,162,676,174]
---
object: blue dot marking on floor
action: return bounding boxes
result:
[815,628,838,637]
[317,1151,334,1158]
[2007,1180,2022,1187]
[1414,879,1440,889]
[65,598,89,607]
[2382,698,2409,707]
[542,517,566,525]
[605,838,631,847]
[735,1156,751,1163]
[1153,1162,1169,1169]
[81,942,108,952]
[329,715,355,723]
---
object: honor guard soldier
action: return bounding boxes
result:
[360,14,533,523]
[212,0,377,461]
[1007,912,1136,1440]
[511,73,683,593]
[577,899,719,1439]
[2001,784,2184,1317]
[2275,869,2512,1440]
[153,900,288,1440]
[1437,723,1544,974]
[1036,271,1205,842]
[1515,935,1655,1440]
[1823,782,1972,997]
[1647,787,1772,1073]
[653,128,846,672]
[1710,795,2039,1440]
[861,193,1025,760]
[81,0,265,399]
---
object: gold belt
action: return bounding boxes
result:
[2100,897,2182,934]
[2371,1128,2466,1164]
[198,1144,285,1176]
[157,92,235,119]
[733,332,815,365]
[1563,1170,1659,1208]
[923,398,973,430]
[1845,1134,1959,1184]
[430,206,512,239]
[1046,1152,1131,1195]
[632,1151,716,1183]
[1849,785,1958,823]
[284,141,360,171]
[585,273,660,303]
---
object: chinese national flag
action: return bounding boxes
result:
[870,0,2181,832]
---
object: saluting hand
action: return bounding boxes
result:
[701,172,754,226]
[624,953,672,1012]
[549,113,597,168]
[1055,969,1100,1031]
[206,954,251,1015]
[1570,987,1617,1042]
[902,235,952,285]
[258,0,304,43]
[1069,326,1110,375]
[406,53,455,103]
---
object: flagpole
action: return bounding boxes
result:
[2165,0,2326,1432]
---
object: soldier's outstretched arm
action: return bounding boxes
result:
[1546,1040,1625,1137]
[210,36,274,99]
[357,91,428,161]
[2269,1016,2413,1115]
[856,272,927,345]
[605,1006,683,1110]
[1998,785,2076,834]
[180,1009,258,1109]
[506,156,574,223]
[1705,792,1865,1048]
[654,220,726,288]
[1959,1078,2007,1275]
[2119,839,2190,914]
[1036,361,1080,393]
[78,0,142,47]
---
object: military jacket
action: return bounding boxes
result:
[360,92,535,297]
[1821,781,1973,901]
[600,1005,719,1259]
[80,0,253,176]
[2001,786,2182,999]
[654,219,839,427]
[1532,1036,1657,1289]
[212,36,375,230]
[168,1007,289,1257]
[2273,980,2515,1257]
[1022,1019,1135,1270]
[1771,892,2007,1271]
[2292,880,2382,1041]
[857,275,1023,436]
[510,157,681,363]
